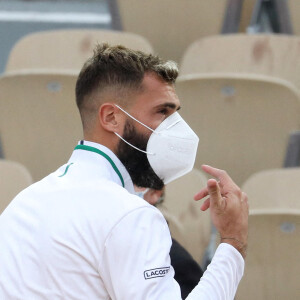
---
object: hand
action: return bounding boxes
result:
[194,165,249,258]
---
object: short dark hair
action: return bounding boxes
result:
[75,43,178,130]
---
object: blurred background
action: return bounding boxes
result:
[0,1,299,299]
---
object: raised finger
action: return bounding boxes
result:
[201,165,235,186]
[207,179,223,209]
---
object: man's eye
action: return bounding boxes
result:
[159,109,168,115]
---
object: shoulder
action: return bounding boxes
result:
[101,202,172,267]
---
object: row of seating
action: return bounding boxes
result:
[6,31,300,93]
[180,34,300,91]
[115,0,227,62]
[1,71,298,185]
[1,30,300,186]
[1,159,299,300]
[4,30,153,73]
[236,211,299,299]
[115,0,300,62]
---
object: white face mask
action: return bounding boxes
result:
[114,105,199,184]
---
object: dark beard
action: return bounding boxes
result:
[116,119,164,190]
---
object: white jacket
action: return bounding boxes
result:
[0,141,244,299]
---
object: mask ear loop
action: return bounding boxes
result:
[116,104,181,133]
[115,104,155,132]
[114,132,155,155]
[114,104,155,155]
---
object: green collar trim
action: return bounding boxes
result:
[58,162,74,177]
[74,145,125,187]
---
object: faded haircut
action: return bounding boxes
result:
[75,43,179,130]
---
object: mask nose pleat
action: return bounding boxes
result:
[166,119,181,130]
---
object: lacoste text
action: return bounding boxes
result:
[144,267,170,280]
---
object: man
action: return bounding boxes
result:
[0,44,248,299]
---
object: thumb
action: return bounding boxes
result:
[207,179,222,209]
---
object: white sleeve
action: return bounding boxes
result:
[98,206,182,300]
[186,243,245,300]
[98,206,244,300]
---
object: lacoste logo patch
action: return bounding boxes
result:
[144,267,170,280]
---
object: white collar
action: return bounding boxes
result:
[70,140,135,194]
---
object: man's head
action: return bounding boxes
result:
[76,43,179,133]
[75,43,181,188]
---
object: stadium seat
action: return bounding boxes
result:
[236,211,300,300]
[5,29,153,73]
[289,0,300,35]
[175,73,300,186]
[0,159,33,213]
[180,34,300,91]
[158,207,187,249]
[242,168,300,212]
[160,168,211,264]
[117,0,227,62]
[0,71,82,181]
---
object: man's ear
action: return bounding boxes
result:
[98,103,124,133]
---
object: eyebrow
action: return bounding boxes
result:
[156,102,181,111]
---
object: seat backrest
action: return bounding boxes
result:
[117,0,227,62]
[242,168,300,212]
[236,211,300,300]
[5,29,153,73]
[180,34,300,90]
[288,0,300,35]
[161,168,211,263]
[0,72,82,181]
[175,73,300,186]
[158,206,187,249]
[0,159,33,213]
